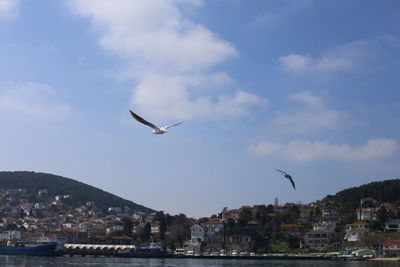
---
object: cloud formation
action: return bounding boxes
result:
[0,0,19,18]
[278,40,378,74]
[0,82,71,120]
[274,91,345,134]
[248,138,398,163]
[69,0,264,120]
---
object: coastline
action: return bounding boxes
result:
[367,257,400,261]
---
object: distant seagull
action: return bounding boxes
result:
[276,169,296,190]
[129,110,183,134]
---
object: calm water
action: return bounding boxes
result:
[0,256,398,267]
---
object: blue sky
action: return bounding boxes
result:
[0,0,399,217]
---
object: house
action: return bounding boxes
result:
[322,206,337,218]
[226,234,252,248]
[300,208,313,218]
[107,207,122,213]
[190,224,207,243]
[281,224,303,236]
[385,219,400,232]
[132,212,145,222]
[383,240,400,257]
[151,221,160,234]
[304,230,336,250]
[37,189,48,196]
[0,230,21,240]
[313,221,337,232]
[144,213,156,223]
[206,219,224,236]
[105,225,123,235]
[273,205,283,213]
[356,208,376,221]
[344,222,369,242]
[221,209,239,222]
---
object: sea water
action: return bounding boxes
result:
[0,256,399,267]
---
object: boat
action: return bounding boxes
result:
[0,237,59,256]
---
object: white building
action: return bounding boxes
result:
[313,221,337,232]
[344,222,369,242]
[0,231,21,240]
[385,219,400,232]
[190,224,207,243]
[106,225,124,235]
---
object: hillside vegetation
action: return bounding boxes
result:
[323,178,400,222]
[0,171,153,213]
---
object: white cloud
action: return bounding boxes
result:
[248,138,398,163]
[248,13,279,28]
[278,54,312,72]
[0,0,19,18]
[0,82,71,120]
[278,40,378,74]
[68,0,264,120]
[274,91,345,134]
[132,73,265,120]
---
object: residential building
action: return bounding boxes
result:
[383,240,400,257]
[221,209,239,222]
[313,221,337,232]
[304,230,336,250]
[281,224,303,236]
[206,219,224,236]
[190,224,207,243]
[385,219,400,232]
[356,208,376,221]
[0,230,21,240]
[151,221,160,234]
[344,222,369,242]
[322,206,337,218]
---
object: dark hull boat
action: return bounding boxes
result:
[0,238,58,256]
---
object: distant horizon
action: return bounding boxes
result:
[1,169,398,218]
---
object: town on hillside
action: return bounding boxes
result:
[0,187,400,257]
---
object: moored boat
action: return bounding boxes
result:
[0,237,58,256]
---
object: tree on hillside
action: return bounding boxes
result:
[238,209,253,227]
[122,218,133,236]
[142,222,151,242]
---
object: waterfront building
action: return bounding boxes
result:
[344,222,369,242]
[304,230,336,250]
[190,224,207,243]
[383,240,400,257]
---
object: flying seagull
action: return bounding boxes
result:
[276,169,296,190]
[129,110,183,134]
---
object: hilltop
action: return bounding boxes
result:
[0,171,154,213]
[323,178,400,222]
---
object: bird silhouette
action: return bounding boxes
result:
[276,169,296,190]
[129,110,183,134]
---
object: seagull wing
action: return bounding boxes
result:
[287,176,296,190]
[129,110,159,130]
[276,169,288,176]
[162,121,184,130]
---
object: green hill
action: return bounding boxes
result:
[323,178,400,223]
[0,171,154,213]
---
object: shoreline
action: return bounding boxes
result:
[367,257,400,261]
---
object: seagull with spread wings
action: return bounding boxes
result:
[129,110,183,134]
[276,169,296,190]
